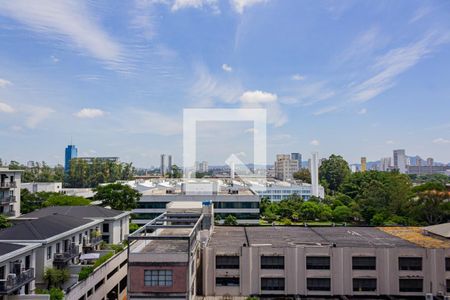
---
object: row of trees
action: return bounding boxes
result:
[261,154,450,226]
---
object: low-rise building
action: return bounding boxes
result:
[21,182,62,194]
[249,181,325,200]
[0,168,22,218]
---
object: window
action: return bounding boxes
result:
[446,257,450,271]
[306,256,330,270]
[107,267,119,279]
[447,279,450,293]
[120,276,127,292]
[352,257,376,270]
[306,278,331,291]
[216,277,239,286]
[261,278,284,291]
[87,288,93,296]
[79,234,82,244]
[56,243,60,253]
[47,246,52,260]
[95,279,105,290]
[103,223,109,233]
[216,256,239,269]
[261,256,284,269]
[399,278,423,292]
[144,270,173,287]
[398,257,422,271]
[120,259,127,268]
[353,278,376,292]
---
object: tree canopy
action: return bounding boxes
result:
[93,183,141,211]
[319,154,351,193]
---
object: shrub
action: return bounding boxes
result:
[93,251,114,268]
[78,266,94,281]
[36,288,64,300]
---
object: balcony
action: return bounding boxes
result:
[0,196,16,204]
[53,245,79,266]
[3,210,16,217]
[0,268,35,295]
[0,182,16,189]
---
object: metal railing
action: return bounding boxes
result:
[0,182,16,188]
[0,268,35,294]
[0,196,16,204]
[89,236,103,246]
[53,245,79,263]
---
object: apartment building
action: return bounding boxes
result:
[0,168,21,218]
[131,180,260,224]
[274,154,299,181]
[128,202,450,299]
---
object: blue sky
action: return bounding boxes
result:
[0,0,449,167]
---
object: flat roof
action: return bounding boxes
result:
[208,226,422,249]
[140,229,192,254]
[380,226,450,249]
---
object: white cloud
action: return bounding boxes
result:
[432,137,450,145]
[240,90,277,104]
[291,74,305,81]
[357,108,367,115]
[222,64,233,72]
[230,0,267,14]
[385,140,395,145]
[0,102,15,113]
[313,106,338,116]
[0,78,12,87]
[172,0,219,12]
[286,81,335,106]
[25,106,54,128]
[0,1,128,71]
[51,55,60,63]
[74,108,106,119]
[11,125,22,131]
[410,6,432,23]
[310,139,320,146]
[351,31,450,102]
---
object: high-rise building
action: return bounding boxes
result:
[393,149,406,174]
[168,155,173,175]
[361,157,367,172]
[195,161,209,173]
[64,144,78,173]
[274,154,299,181]
[380,157,391,171]
[160,154,166,177]
[427,157,434,167]
[291,153,302,169]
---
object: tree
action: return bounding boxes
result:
[319,154,351,193]
[43,195,91,207]
[169,165,182,178]
[44,268,69,289]
[93,183,141,211]
[0,215,11,229]
[293,168,311,183]
[332,206,353,222]
[223,215,238,225]
[300,202,320,221]
[416,191,450,224]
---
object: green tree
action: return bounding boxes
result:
[416,191,450,224]
[300,202,320,221]
[293,168,311,183]
[93,183,141,210]
[43,195,91,207]
[319,154,351,193]
[43,268,69,289]
[169,165,182,178]
[0,215,11,229]
[223,215,238,225]
[332,205,353,222]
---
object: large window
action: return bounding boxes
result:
[216,277,239,287]
[216,256,239,269]
[399,278,423,292]
[261,256,284,269]
[306,256,330,270]
[353,278,376,292]
[352,257,376,270]
[102,223,109,233]
[261,278,285,291]
[447,279,450,293]
[144,270,173,287]
[306,278,331,291]
[398,257,422,271]
[47,246,52,260]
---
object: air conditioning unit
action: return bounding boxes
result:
[425,293,433,300]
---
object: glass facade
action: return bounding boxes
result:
[65,144,78,173]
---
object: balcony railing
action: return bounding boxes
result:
[90,236,103,246]
[0,196,16,204]
[3,210,16,217]
[0,182,16,189]
[53,245,79,265]
[0,268,35,295]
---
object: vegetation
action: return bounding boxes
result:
[36,287,64,300]
[78,251,115,281]
[20,190,91,214]
[0,215,12,229]
[293,168,311,183]
[129,222,140,233]
[93,183,141,210]
[43,268,70,289]
[260,154,450,226]
[7,161,64,183]
[43,194,91,207]
[78,266,94,281]
[168,165,182,178]
[223,215,238,225]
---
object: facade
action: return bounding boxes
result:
[274,154,299,181]
[195,161,209,173]
[0,168,21,218]
[380,157,391,171]
[407,164,450,175]
[168,155,173,175]
[249,181,325,201]
[291,153,302,170]
[393,149,407,174]
[65,144,78,173]
[128,204,450,299]
[360,157,367,172]
[21,182,62,194]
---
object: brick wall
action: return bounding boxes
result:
[129,264,187,293]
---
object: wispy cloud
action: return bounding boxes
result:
[313,105,339,116]
[121,109,182,136]
[230,0,267,14]
[240,90,277,104]
[410,6,432,23]
[74,108,106,119]
[0,78,12,87]
[351,30,450,102]
[172,0,219,13]
[357,108,367,115]
[285,81,335,106]
[222,64,233,72]
[0,102,15,113]
[385,140,395,145]
[0,1,129,71]
[432,137,450,145]
[291,74,305,81]
[310,139,320,146]
[25,106,54,129]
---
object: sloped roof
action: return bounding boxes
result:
[0,214,94,241]
[17,206,126,220]
[423,223,450,239]
[0,242,24,256]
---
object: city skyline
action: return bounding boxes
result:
[0,1,450,166]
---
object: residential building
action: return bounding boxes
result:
[128,203,450,299]
[407,165,450,175]
[0,168,21,218]
[274,154,299,181]
[249,181,325,200]
[291,153,302,170]
[360,157,367,172]
[195,161,209,173]
[380,157,391,171]
[22,182,62,194]
[393,149,407,174]
[65,144,78,173]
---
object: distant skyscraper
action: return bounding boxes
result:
[291,153,302,169]
[393,149,406,174]
[427,157,434,167]
[160,154,166,177]
[64,144,78,173]
[168,155,173,174]
[361,157,367,172]
[380,157,391,171]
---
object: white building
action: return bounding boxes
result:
[22,182,62,194]
[0,168,22,218]
[380,157,391,171]
[274,154,299,181]
[249,181,325,201]
[393,149,407,174]
[195,161,209,173]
